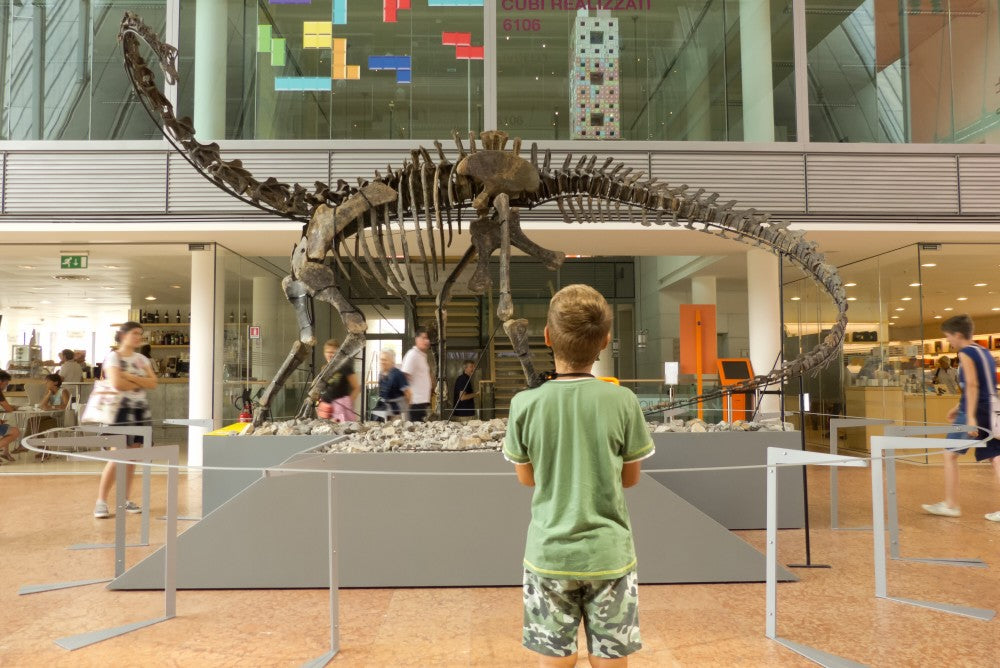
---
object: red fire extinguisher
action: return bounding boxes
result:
[238,388,253,423]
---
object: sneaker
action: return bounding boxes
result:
[986,511,1000,522]
[93,500,110,519]
[922,501,961,517]
[123,500,142,514]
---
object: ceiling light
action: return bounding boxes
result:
[103,265,120,269]
[844,282,857,287]
[921,263,937,267]
[901,297,912,301]
[944,307,954,311]
[891,315,899,319]
[909,282,921,287]
[974,283,987,287]
[993,308,1000,312]
[894,307,904,311]
[933,315,942,319]
[39,300,51,305]
[957,297,968,301]
[18,265,35,269]
[144,295,157,301]
[790,296,801,301]
[83,297,96,302]
[170,284,182,289]
[847,297,857,301]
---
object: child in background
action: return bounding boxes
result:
[504,284,654,666]
[40,373,70,411]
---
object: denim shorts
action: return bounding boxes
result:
[0,423,9,437]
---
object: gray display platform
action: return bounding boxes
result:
[111,436,799,589]
[647,431,804,530]
[203,434,334,515]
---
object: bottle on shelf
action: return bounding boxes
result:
[241,310,248,324]
[154,309,160,323]
[187,311,191,323]
[176,309,182,324]
[228,311,235,324]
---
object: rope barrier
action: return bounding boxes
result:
[18,419,994,478]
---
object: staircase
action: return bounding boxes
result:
[415,299,481,343]
[492,335,553,415]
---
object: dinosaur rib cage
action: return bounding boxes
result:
[119,11,848,415]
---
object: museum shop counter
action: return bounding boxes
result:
[109,430,802,590]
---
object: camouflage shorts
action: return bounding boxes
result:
[522,568,641,659]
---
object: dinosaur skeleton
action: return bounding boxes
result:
[119,13,847,424]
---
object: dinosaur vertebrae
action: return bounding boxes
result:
[120,12,847,411]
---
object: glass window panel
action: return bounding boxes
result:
[497,1,794,141]
[807,0,1000,143]
[179,0,484,140]
[0,0,167,140]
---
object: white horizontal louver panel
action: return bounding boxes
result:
[650,153,805,212]
[4,152,166,213]
[331,149,466,185]
[805,154,958,213]
[167,151,330,213]
[957,156,1000,214]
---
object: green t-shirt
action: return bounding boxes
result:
[503,378,654,580]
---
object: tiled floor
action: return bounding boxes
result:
[1,461,998,666]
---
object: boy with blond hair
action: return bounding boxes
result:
[504,284,654,667]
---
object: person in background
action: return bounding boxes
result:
[922,314,1000,522]
[316,339,360,422]
[401,327,434,422]
[40,373,70,411]
[74,350,92,379]
[930,355,959,394]
[0,371,22,463]
[373,350,410,421]
[94,322,157,519]
[452,360,477,418]
[57,349,83,384]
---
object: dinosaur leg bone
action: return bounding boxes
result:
[254,275,315,425]
[495,195,539,388]
[295,261,368,418]
[507,208,565,271]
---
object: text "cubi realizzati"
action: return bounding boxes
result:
[501,0,653,10]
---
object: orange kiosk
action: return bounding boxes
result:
[717,358,754,421]
[679,305,717,420]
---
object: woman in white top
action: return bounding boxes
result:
[93,322,158,519]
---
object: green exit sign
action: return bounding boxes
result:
[60,255,88,269]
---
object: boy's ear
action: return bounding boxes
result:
[543,325,552,347]
[599,331,611,351]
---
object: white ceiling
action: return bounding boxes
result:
[3,226,1000,333]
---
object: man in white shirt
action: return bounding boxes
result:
[58,349,83,383]
[401,327,434,422]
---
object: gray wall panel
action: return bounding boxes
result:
[167,151,330,212]
[650,153,806,212]
[4,151,166,213]
[957,155,1000,214]
[806,154,958,213]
